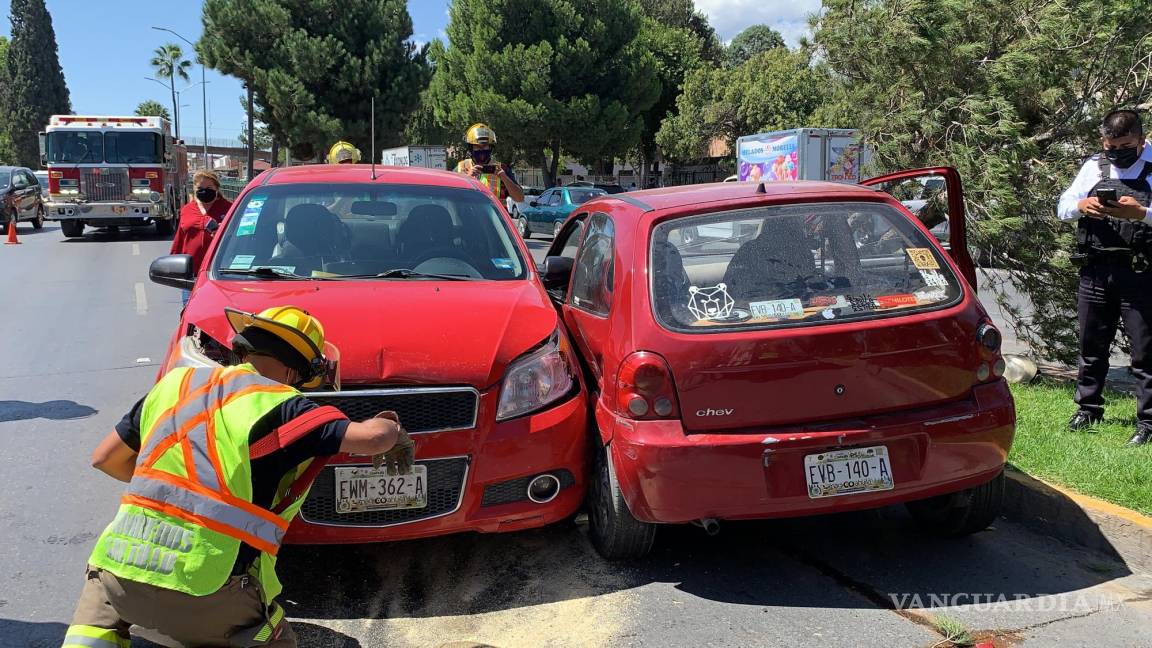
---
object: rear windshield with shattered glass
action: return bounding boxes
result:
[649,202,963,331]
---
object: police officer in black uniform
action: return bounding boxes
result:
[1058,109,1152,444]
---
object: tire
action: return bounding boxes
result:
[518,217,531,239]
[155,217,174,237]
[60,220,84,238]
[553,220,563,238]
[588,442,657,560]
[906,470,1004,537]
[32,206,44,230]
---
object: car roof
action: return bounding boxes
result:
[0,166,25,172]
[253,164,480,190]
[597,180,881,212]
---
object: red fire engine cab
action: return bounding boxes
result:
[39,115,188,238]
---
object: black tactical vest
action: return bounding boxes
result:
[1080,156,1152,251]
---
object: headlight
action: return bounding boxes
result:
[170,327,231,370]
[496,331,576,421]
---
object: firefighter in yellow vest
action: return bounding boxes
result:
[453,123,525,203]
[327,140,361,165]
[63,306,413,647]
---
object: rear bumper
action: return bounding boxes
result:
[285,389,588,543]
[606,381,1015,523]
[45,200,169,221]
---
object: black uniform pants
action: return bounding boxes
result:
[1076,260,1152,426]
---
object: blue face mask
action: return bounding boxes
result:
[471,148,492,165]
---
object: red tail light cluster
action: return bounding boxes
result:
[615,351,680,420]
[975,321,1006,382]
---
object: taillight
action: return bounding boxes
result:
[975,321,1004,382]
[615,351,680,420]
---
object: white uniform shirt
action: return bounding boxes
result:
[1057,142,1152,223]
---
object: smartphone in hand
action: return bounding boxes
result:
[1097,189,1120,207]
[479,164,498,174]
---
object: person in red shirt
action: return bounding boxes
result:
[171,170,232,304]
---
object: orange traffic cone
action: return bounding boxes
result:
[4,217,19,245]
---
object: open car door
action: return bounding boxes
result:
[861,166,977,290]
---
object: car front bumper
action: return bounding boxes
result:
[285,388,588,544]
[45,200,169,221]
[604,380,1015,524]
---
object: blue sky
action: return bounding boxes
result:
[1,1,819,145]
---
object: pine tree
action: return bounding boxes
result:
[5,0,71,168]
[0,36,13,163]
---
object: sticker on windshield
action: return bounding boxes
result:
[919,269,949,288]
[808,295,849,309]
[875,294,917,309]
[228,255,255,270]
[235,194,267,237]
[491,258,515,270]
[749,298,804,320]
[915,287,947,303]
[688,284,735,321]
[905,247,939,270]
[847,294,878,312]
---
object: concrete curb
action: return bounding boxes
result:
[1002,466,1152,573]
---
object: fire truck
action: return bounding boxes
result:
[39,115,188,238]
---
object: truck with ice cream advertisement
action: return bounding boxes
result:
[736,128,868,184]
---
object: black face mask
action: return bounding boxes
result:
[470,148,492,165]
[1105,146,1141,169]
[195,188,218,203]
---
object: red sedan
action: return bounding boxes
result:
[539,168,1015,559]
[148,164,587,543]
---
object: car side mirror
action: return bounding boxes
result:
[529,201,539,208]
[149,254,195,289]
[541,256,573,289]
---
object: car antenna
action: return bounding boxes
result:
[370,96,377,181]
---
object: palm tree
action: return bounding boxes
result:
[150,43,191,138]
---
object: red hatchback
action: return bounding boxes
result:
[149,165,587,543]
[539,168,1015,559]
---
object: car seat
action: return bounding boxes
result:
[394,204,458,266]
[651,240,694,324]
[272,204,348,274]
[722,217,816,301]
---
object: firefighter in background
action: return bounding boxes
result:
[327,141,361,165]
[453,123,525,203]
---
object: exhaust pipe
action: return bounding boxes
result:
[692,518,720,536]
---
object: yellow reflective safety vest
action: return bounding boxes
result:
[88,364,312,600]
[455,159,507,201]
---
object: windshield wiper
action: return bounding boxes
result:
[352,268,474,281]
[217,266,310,280]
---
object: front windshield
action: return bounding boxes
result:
[105,132,163,164]
[650,202,963,331]
[46,131,104,164]
[212,183,527,280]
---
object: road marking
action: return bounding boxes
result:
[132,243,140,256]
[134,282,148,315]
[136,357,151,364]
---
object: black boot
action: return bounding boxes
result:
[1068,410,1102,431]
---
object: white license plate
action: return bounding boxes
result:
[334,465,428,513]
[804,445,894,499]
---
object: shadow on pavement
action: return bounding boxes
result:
[277,506,1130,622]
[0,400,97,422]
[0,618,69,648]
[59,227,172,244]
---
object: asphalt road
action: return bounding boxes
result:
[2,224,1151,648]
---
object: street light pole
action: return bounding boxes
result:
[152,26,209,170]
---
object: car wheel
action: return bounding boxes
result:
[588,442,657,560]
[553,220,563,239]
[518,217,531,239]
[155,217,174,237]
[32,206,45,230]
[906,470,1004,537]
[60,220,84,238]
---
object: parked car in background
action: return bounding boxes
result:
[507,186,544,220]
[568,180,626,194]
[517,186,606,239]
[538,168,1011,559]
[0,166,46,233]
[148,164,588,545]
[33,170,50,200]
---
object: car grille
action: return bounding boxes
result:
[300,457,469,527]
[80,168,129,202]
[480,469,577,507]
[307,387,478,432]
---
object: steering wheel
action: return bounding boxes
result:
[407,247,483,278]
